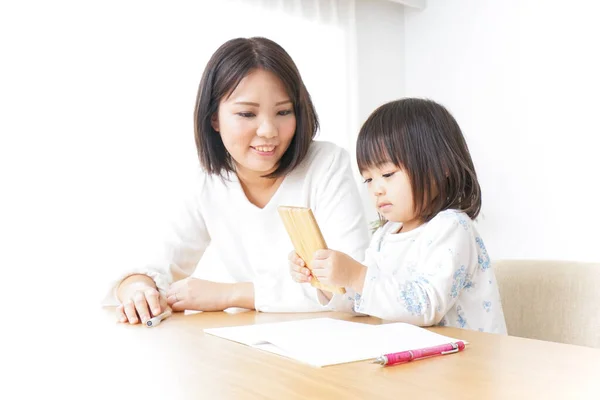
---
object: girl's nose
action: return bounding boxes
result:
[372,180,385,195]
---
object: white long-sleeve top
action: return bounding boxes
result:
[106,141,370,312]
[349,210,507,334]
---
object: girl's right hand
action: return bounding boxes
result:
[116,275,170,325]
[288,251,312,283]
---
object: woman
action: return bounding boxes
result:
[112,37,369,324]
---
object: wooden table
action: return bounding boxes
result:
[88,308,600,399]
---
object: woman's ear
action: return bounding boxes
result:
[211,113,220,132]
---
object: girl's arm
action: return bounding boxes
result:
[310,145,370,313]
[355,212,477,324]
[256,144,370,313]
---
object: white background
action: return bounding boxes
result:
[1,1,599,396]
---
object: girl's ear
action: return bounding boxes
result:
[211,113,220,132]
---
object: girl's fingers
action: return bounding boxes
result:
[288,251,305,267]
[292,270,312,283]
[290,263,312,279]
[312,268,327,279]
[313,249,330,260]
[288,251,296,262]
[312,259,325,270]
[290,262,310,273]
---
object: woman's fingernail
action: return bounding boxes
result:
[153,308,160,314]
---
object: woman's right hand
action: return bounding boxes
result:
[288,251,312,283]
[116,274,170,325]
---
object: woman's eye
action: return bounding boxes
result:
[237,112,255,118]
[277,109,293,116]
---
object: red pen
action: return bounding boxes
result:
[372,341,466,366]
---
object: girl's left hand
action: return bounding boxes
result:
[288,250,312,283]
[311,249,365,289]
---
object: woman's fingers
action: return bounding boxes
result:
[123,300,139,324]
[144,288,162,316]
[117,287,165,325]
[170,300,186,312]
[133,291,151,324]
[116,304,127,323]
[166,293,180,307]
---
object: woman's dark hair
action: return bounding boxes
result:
[356,98,481,221]
[194,37,319,178]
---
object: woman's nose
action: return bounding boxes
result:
[256,117,277,138]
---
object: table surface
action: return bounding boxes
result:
[66,309,600,399]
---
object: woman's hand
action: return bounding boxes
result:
[116,274,170,325]
[288,251,312,283]
[166,278,254,311]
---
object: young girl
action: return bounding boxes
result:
[289,98,507,334]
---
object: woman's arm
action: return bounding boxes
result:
[110,170,212,322]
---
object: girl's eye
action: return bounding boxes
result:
[383,172,395,178]
[237,112,255,118]
[362,178,372,184]
[277,109,293,116]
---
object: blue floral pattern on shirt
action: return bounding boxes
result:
[456,305,467,328]
[450,265,467,298]
[463,276,476,291]
[483,301,492,313]
[476,237,491,271]
[352,210,507,334]
[398,280,430,316]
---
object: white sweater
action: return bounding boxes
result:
[345,210,507,334]
[107,141,370,312]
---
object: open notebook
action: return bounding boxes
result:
[204,318,466,367]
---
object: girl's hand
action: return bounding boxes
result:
[312,249,367,292]
[288,251,312,283]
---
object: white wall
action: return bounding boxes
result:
[355,0,406,223]
[404,0,600,262]
[0,0,365,304]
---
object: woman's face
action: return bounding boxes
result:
[212,69,296,179]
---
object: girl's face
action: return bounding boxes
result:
[212,69,296,179]
[361,163,422,232]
